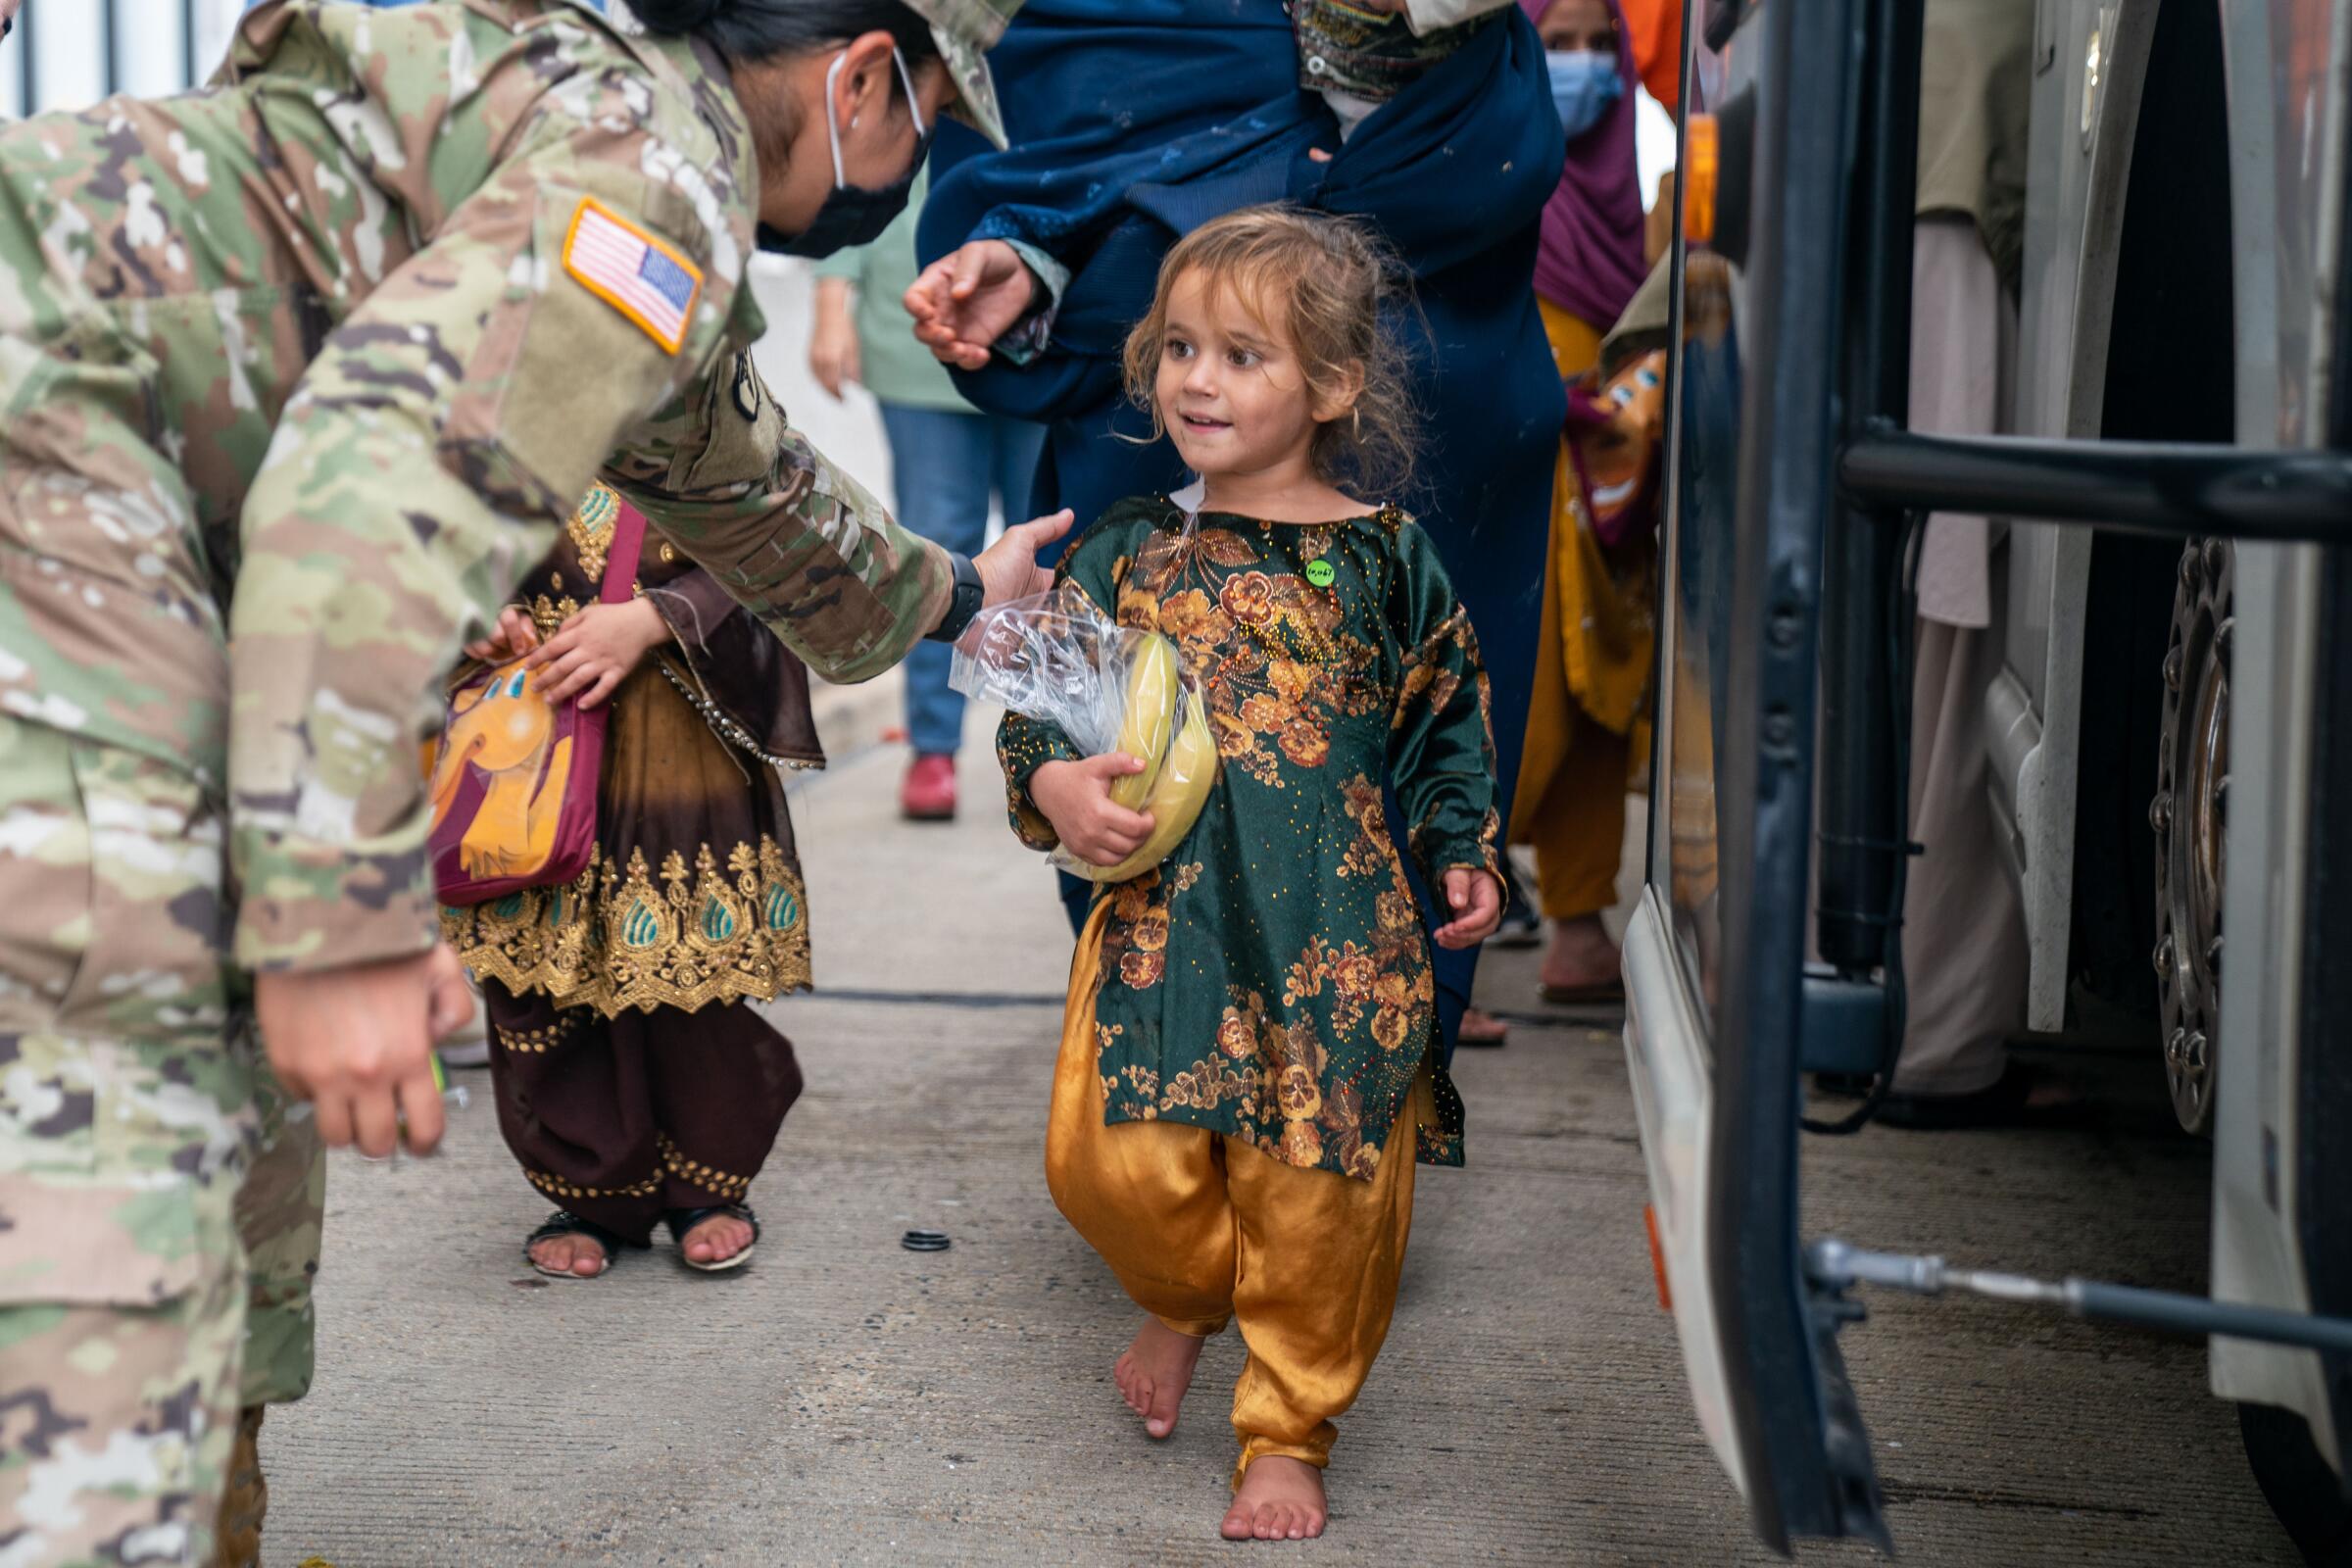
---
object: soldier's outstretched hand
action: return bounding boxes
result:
[972,508,1075,611]
[256,944,474,1157]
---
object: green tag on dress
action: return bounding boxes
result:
[1305,559,1337,588]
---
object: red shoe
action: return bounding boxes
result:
[901,754,957,820]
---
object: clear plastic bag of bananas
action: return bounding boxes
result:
[952,584,1221,882]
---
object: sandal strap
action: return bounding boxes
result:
[525,1209,626,1259]
[665,1203,759,1247]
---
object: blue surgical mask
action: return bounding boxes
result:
[1545,50,1623,141]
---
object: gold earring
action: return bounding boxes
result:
[1351,407,1362,439]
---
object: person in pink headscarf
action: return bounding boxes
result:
[1490,0,1656,1026]
[1524,0,1648,348]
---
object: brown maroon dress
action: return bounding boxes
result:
[441,486,823,1247]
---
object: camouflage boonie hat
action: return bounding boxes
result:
[901,0,1018,150]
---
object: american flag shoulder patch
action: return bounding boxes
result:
[562,197,704,356]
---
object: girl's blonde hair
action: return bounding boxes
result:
[1122,206,1417,500]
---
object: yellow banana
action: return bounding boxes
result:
[1108,632,1181,811]
[1083,682,1218,883]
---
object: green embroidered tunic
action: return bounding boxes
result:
[999,495,1503,1181]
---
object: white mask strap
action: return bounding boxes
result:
[824,50,850,188]
[824,46,928,191]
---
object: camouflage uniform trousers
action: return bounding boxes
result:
[234,1082,323,1417]
[0,722,325,1568]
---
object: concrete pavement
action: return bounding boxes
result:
[260,259,2320,1554]
[262,691,2301,1566]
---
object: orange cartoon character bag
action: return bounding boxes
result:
[1568,349,1667,548]
[426,489,648,904]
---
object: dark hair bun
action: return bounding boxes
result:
[631,0,727,31]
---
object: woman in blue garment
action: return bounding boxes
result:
[908,0,1563,1057]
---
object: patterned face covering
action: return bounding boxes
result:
[1291,0,1484,103]
[1544,49,1623,140]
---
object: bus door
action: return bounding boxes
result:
[1624,0,2352,1554]
[1624,0,1896,1550]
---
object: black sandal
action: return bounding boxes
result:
[665,1204,759,1273]
[524,1211,625,1280]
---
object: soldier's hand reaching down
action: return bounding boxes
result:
[257,944,475,1158]
[969,508,1076,612]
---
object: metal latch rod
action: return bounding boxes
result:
[1806,1239,2352,1354]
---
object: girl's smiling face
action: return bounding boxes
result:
[1155,268,1350,488]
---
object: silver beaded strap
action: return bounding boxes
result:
[656,659,818,771]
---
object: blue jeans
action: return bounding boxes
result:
[877,402,1046,757]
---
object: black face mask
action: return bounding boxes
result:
[759,47,933,261]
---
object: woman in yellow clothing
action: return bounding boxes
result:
[1498,0,1658,1008]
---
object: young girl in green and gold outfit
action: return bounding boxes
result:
[446,482,820,1280]
[997,208,1504,1542]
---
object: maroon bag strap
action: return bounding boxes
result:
[599,498,650,605]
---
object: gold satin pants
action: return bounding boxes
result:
[1046,903,1429,1485]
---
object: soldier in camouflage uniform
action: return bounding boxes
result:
[0,2,1048,1563]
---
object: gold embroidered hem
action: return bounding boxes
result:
[444,835,812,1018]
[517,1135,754,1203]
[496,1014,584,1054]
[524,1164,663,1202]
[656,1132,753,1200]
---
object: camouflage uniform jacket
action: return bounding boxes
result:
[0,0,947,979]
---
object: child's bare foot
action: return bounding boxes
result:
[1113,1317,1205,1439]
[1221,1455,1327,1541]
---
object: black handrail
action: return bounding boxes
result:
[1840,424,2352,543]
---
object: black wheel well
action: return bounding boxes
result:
[2069,0,2235,1017]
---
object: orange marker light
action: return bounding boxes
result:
[1643,1203,1674,1313]
[1683,114,1719,249]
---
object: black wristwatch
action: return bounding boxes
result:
[925,550,985,643]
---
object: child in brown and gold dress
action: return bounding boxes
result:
[443,482,820,1279]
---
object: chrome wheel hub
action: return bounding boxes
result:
[2152,537,2230,1135]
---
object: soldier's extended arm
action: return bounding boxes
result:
[607,399,1072,687]
[602,354,957,687]
[226,111,739,975]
